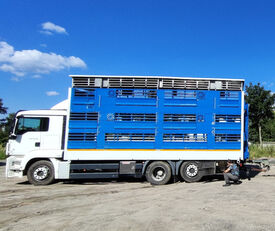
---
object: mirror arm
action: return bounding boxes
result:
[9,133,17,139]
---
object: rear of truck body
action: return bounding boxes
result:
[6,75,249,185]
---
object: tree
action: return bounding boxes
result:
[0,98,7,126]
[0,98,7,115]
[245,83,275,144]
[0,113,15,145]
[262,112,275,142]
[0,99,9,147]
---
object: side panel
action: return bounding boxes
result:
[51,158,70,179]
[65,150,242,161]
[64,88,243,160]
[40,116,64,150]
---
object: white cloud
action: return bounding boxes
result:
[40,30,53,35]
[0,41,86,77]
[46,91,59,96]
[32,74,42,79]
[0,41,14,62]
[41,22,68,35]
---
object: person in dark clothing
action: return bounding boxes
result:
[223,160,241,187]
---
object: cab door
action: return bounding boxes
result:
[11,117,49,155]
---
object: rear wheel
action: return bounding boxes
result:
[145,161,172,185]
[27,160,55,186]
[180,161,203,183]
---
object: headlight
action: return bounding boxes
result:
[12,160,21,166]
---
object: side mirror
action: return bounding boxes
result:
[9,133,17,139]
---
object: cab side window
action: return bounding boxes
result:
[16,117,49,135]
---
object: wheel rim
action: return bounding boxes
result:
[33,166,50,181]
[186,164,198,177]
[151,167,166,182]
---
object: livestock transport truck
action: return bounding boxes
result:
[6,75,249,185]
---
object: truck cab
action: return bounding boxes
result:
[6,109,67,183]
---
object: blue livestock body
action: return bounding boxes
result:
[67,87,247,155]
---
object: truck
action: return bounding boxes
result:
[5,75,249,185]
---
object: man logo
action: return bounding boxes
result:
[107,113,114,121]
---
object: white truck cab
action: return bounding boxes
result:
[6,106,68,184]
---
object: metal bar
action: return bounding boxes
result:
[70,163,119,170]
[69,172,119,179]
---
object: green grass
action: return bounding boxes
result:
[249,144,275,159]
[0,146,6,160]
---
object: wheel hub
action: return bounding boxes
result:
[157,170,164,177]
[33,166,49,180]
[186,164,198,177]
[152,167,166,181]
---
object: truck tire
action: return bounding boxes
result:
[27,160,55,186]
[145,161,171,185]
[180,161,203,183]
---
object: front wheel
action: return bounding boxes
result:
[27,160,55,186]
[180,161,203,183]
[145,161,172,185]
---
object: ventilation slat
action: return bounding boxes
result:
[115,113,156,122]
[215,115,241,123]
[74,89,95,98]
[215,134,241,142]
[164,90,197,99]
[220,92,239,100]
[71,76,243,91]
[163,134,207,142]
[105,133,155,142]
[70,112,98,121]
[164,114,196,122]
[221,81,242,90]
[68,133,97,141]
[116,89,157,99]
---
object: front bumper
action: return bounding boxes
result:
[6,156,24,178]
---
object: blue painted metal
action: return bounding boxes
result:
[67,88,243,150]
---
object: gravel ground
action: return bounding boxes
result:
[0,161,275,231]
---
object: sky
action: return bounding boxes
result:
[0,0,275,114]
